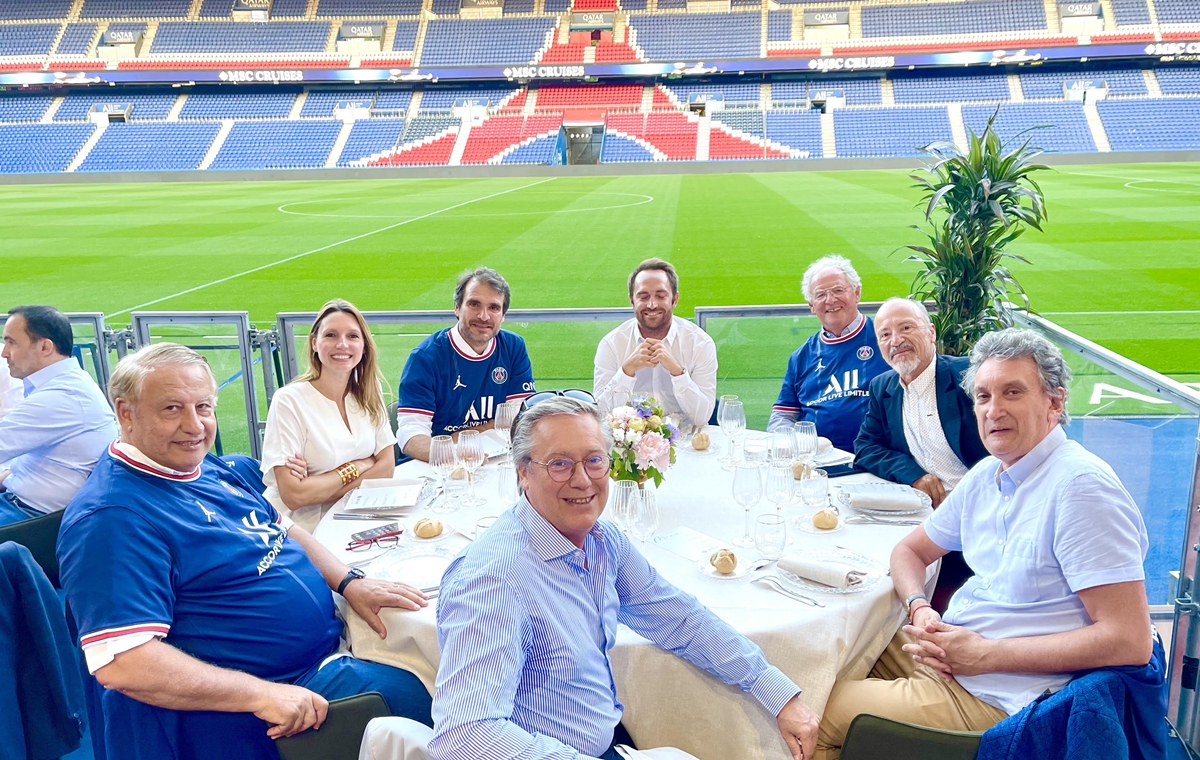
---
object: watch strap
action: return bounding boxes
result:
[337,568,365,596]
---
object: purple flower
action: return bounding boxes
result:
[636,406,652,418]
[665,423,679,442]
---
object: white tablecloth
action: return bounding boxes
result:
[314,431,936,760]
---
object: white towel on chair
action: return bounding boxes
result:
[359,717,434,760]
[615,746,701,760]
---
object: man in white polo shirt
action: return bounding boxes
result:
[817,328,1155,758]
[594,258,717,428]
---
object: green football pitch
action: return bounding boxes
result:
[2,162,1198,450]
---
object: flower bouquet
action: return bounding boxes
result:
[608,396,677,487]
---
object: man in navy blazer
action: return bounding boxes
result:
[855,298,989,610]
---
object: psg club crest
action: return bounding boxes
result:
[857,346,875,360]
[491,366,509,384]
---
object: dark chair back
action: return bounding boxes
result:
[275,692,390,760]
[841,714,982,760]
[0,510,64,588]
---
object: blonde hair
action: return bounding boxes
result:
[296,299,386,426]
[108,342,218,405]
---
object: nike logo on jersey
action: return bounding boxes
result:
[453,376,467,391]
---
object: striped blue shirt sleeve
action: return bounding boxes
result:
[611,529,802,716]
[430,564,593,760]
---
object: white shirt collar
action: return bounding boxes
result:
[110,441,202,481]
[821,312,864,340]
[634,316,678,345]
[449,324,495,360]
[901,356,938,394]
[23,356,76,396]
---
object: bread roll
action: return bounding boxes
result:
[414,517,443,539]
[811,509,839,530]
[710,548,738,574]
[691,431,710,451]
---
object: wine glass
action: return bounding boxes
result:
[609,479,639,533]
[716,394,738,464]
[720,400,746,472]
[456,430,486,507]
[794,421,818,469]
[764,463,794,516]
[496,461,519,506]
[429,435,456,512]
[629,489,658,546]
[494,401,520,462]
[769,428,797,466]
[754,514,787,561]
[797,468,829,527]
[731,461,761,548]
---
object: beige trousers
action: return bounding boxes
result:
[816,629,1009,760]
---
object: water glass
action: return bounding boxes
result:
[496,461,519,506]
[716,395,739,464]
[494,401,520,461]
[429,435,455,484]
[609,479,639,532]
[799,468,829,510]
[743,439,768,467]
[754,514,787,561]
[794,421,818,466]
[763,463,794,514]
[441,477,468,514]
[456,430,486,507]
[629,489,658,545]
[720,400,746,471]
[769,429,797,465]
[731,461,761,548]
[474,515,498,539]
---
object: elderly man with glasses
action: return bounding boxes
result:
[429,395,821,760]
[768,256,889,453]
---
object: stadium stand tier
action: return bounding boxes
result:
[419,18,557,66]
[209,120,343,170]
[860,0,1046,37]
[55,91,177,121]
[1098,98,1200,151]
[338,117,407,166]
[79,122,221,172]
[629,12,761,61]
[962,102,1096,153]
[0,24,59,57]
[152,22,332,54]
[0,0,73,20]
[834,106,954,158]
[0,124,94,173]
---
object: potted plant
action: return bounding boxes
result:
[905,110,1050,356]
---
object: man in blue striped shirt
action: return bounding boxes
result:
[431,396,820,760]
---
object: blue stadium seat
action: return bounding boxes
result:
[1156,67,1200,96]
[152,22,332,54]
[373,89,413,113]
[209,120,343,170]
[106,21,147,38]
[772,78,882,106]
[501,134,558,164]
[891,73,1010,104]
[430,0,459,15]
[80,0,191,18]
[198,0,233,18]
[301,88,378,117]
[419,87,517,110]
[601,132,658,162]
[0,0,72,20]
[861,0,1045,37]
[504,0,535,15]
[393,20,419,50]
[767,10,791,42]
[0,95,53,122]
[1098,98,1200,151]
[630,12,760,61]
[56,22,99,55]
[318,0,423,15]
[0,24,59,56]
[1020,68,1147,99]
[712,109,764,137]
[402,114,461,140]
[272,0,311,16]
[962,102,1096,152]
[0,124,95,174]
[1109,0,1151,26]
[55,91,177,122]
[666,82,761,104]
[79,122,221,171]
[338,118,407,165]
[544,0,570,11]
[1155,0,1200,24]
[420,18,556,66]
[764,107,822,156]
[180,91,298,119]
[834,106,953,157]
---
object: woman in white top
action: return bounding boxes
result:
[260,299,396,531]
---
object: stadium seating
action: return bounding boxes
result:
[79,122,221,171]
[55,91,177,121]
[374,89,414,113]
[505,0,536,14]
[152,22,332,54]
[834,106,953,157]
[301,88,379,117]
[606,110,697,160]
[1155,0,1200,24]
[764,107,823,157]
[501,134,559,164]
[403,114,461,140]
[712,109,764,137]
[361,126,458,166]
[1098,98,1200,151]
[0,24,59,56]
[460,112,563,163]
[318,0,424,16]
[80,0,191,18]
[198,0,235,18]
[572,0,617,10]
[0,124,94,174]
[1019,68,1148,99]
[1109,0,1152,26]
[861,0,1046,37]
[601,132,663,162]
[420,87,519,109]
[209,120,343,170]
[595,40,640,62]
[767,10,791,43]
[180,91,297,119]
[1156,67,1200,95]
[962,102,1096,153]
[55,23,99,55]
[772,78,882,106]
[0,0,72,20]
[629,12,761,61]
[272,0,311,16]
[337,117,407,166]
[535,84,642,110]
[708,116,794,160]
[664,82,760,105]
[0,95,53,123]
[419,18,557,66]
[394,20,419,51]
[891,73,1010,103]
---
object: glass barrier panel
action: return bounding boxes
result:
[68,321,109,391]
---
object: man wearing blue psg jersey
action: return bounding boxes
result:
[57,344,434,760]
[397,267,535,462]
[768,256,890,453]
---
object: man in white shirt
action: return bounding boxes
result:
[594,259,717,427]
[817,328,1156,758]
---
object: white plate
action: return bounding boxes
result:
[402,520,456,544]
[696,556,752,580]
[834,486,933,517]
[794,512,845,534]
[684,438,717,455]
[369,543,457,588]
[775,547,888,595]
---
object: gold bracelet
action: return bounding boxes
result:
[335,462,359,486]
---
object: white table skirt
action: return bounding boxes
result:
[314,430,937,760]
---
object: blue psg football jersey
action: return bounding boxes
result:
[57,446,343,684]
[773,316,891,452]
[398,327,535,437]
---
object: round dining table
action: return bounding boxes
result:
[313,430,937,760]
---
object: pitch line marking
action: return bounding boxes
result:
[1043,310,1200,316]
[276,191,655,220]
[105,178,557,318]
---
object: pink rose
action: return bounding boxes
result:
[632,431,671,472]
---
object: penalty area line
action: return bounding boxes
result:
[105,177,557,318]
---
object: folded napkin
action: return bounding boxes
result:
[839,482,924,512]
[615,747,701,760]
[778,556,867,589]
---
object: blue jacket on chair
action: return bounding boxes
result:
[0,541,86,760]
[977,632,1169,760]
[853,354,989,487]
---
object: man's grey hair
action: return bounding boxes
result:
[511,397,612,471]
[454,266,511,314]
[801,255,862,302]
[878,296,932,327]
[962,328,1071,425]
[108,342,218,405]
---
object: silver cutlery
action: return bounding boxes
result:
[748,558,776,572]
[752,575,824,607]
[334,513,405,520]
[347,545,401,569]
[844,515,922,527]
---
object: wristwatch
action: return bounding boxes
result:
[337,567,366,596]
[905,593,929,619]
